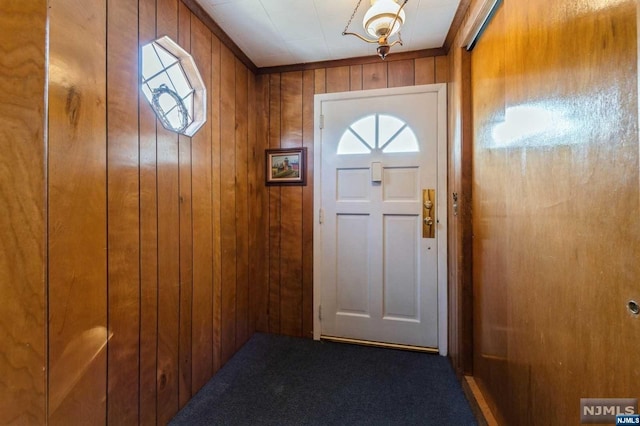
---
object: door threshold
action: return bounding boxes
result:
[321,335,438,354]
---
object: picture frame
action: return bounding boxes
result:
[265,147,307,186]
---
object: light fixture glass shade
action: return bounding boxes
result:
[363,0,406,38]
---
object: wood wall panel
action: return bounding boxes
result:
[257,56,450,337]
[0,2,47,424]
[362,62,387,90]
[467,1,639,424]
[279,72,304,336]
[435,56,450,84]
[301,70,315,338]
[247,72,263,334]
[155,0,181,420]
[388,59,415,88]
[235,60,251,349]
[268,74,282,334]
[210,36,223,374]
[415,57,436,85]
[220,45,238,364]
[326,66,351,93]
[106,0,141,423]
[176,1,194,410]
[350,65,363,91]
[251,74,271,334]
[0,0,267,424]
[48,0,108,423]
[138,0,159,423]
[190,13,213,397]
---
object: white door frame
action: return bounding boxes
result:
[313,84,448,356]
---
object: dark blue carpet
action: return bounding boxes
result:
[170,333,477,426]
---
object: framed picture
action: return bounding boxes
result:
[265,147,307,186]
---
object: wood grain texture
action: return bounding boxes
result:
[106,0,141,423]
[138,0,159,423]
[388,59,415,88]
[257,48,447,75]
[246,70,262,335]
[220,44,238,364]
[415,57,436,85]
[251,74,271,333]
[235,60,251,349]
[435,56,450,84]
[210,35,223,374]
[350,65,363,91]
[279,72,304,336]
[0,2,47,424]
[301,70,315,338]
[177,1,193,407]
[470,1,639,424]
[48,0,107,423]
[190,12,213,396]
[155,0,180,422]
[268,73,282,334]
[21,0,264,423]
[326,66,350,93]
[362,62,387,90]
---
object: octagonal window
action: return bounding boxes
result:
[141,36,206,137]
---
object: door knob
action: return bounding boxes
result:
[424,217,434,226]
[424,200,433,210]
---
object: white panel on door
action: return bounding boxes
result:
[383,167,419,201]
[336,214,370,316]
[337,168,370,201]
[383,215,419,321]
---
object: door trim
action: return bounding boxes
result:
[313,84,449,356]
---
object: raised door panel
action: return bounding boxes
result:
[383,215,420,321]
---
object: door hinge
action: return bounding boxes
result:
[318,305,322,321]
[319,114,324,129]
[319,208,324,224]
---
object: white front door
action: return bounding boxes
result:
[313,85,447,352]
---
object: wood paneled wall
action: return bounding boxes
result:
[0,0,257,423]
[0,2,48,425]
[463,0,640,424]
[254,58,450,338]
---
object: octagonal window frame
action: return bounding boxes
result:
[141,36,206,137]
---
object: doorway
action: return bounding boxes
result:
[313,84,448,354]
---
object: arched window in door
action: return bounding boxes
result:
[337,114,419,155]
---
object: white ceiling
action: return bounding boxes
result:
[194,0,461,68]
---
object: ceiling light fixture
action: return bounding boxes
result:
[343,0,409,60]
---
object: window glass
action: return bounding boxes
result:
[378,114,405,146]
[337,113,419,154]
[382,127,419,153]
[337,129,371,154]
[350,115,376,149]
[141,36,206,137]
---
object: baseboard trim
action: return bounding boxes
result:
[461,376,499,426]
[320,335,438,354]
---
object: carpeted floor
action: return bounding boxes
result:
[170,333,477,426]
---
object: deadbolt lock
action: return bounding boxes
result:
[422,189,436,239]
